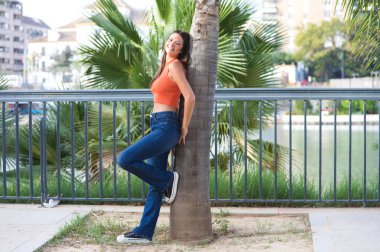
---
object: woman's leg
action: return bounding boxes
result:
[132,151,171,239]
[117,112,179,241]
[117,129,175,192]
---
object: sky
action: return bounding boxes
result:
[20,0,259,29]
[20,0,154,29]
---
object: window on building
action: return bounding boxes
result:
[0,58,10,64]
[14,25,21,31]
[0,46,5,52]
[13,48,23,54]
[41,47,45,56]
[13,14,21,20]
[14,59,23,66]
[0,23,9,30]
[42,61,46,71]
[10,2,22,10]
[13,36,21,42]
[0,34,9,41]
[0,11,5,17]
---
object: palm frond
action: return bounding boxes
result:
[220,0,253,36]
[154,0,176,36]
[217,34,247,87]
[174,0,194,31]
[79,32,141,89]
[339,0,380,70]
[80,0,150,89]
[236,23,285,87]
[0,74,10,90]
[155,0,172,23]
[211,121,288,171]
[91,0,143,45]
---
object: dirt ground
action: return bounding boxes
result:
[42,211,313,252]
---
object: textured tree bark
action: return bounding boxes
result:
[170,0,220,243]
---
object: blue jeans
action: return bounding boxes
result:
[117,111,180,240]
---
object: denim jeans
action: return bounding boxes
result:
[117,111,180,240]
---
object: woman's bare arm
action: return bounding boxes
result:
[169,62,195,144]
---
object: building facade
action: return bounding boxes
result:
[0,0,49,87]
[0,0,24,75]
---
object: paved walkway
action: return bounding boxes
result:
[1,204,380,252]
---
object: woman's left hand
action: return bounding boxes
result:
[179,127,188,144]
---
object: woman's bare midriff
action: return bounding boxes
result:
[153,103,177,113]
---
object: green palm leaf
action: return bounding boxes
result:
[91,0,143,45]
[217,34,247,87]
[174,0,194,31]
[219,0,253,36]
[339,0,380,70]
[0,74,9,90]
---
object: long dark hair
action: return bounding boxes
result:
[150,30,191,85]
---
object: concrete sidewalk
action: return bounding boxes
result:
[1,204,379,252]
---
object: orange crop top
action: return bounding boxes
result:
[150,58,182,108]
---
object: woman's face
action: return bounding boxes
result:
[165,33,184,58]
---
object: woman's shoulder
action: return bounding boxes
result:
[169,59,185,71]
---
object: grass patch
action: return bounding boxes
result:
[213,209,230,236]
[37,210,127,251]
[36,214,88,251]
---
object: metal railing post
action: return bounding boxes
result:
[39,117,47,205]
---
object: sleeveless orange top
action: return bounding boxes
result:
[150,58,182,108]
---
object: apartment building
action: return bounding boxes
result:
[0,0,49,87]
[257,0,345,53]
[0,0,24,75]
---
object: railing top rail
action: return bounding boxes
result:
[1,88,380,102]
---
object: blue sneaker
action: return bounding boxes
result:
[116,231,151,244]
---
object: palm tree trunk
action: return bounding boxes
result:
[170,0,220,242]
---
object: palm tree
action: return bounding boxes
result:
[169,0,219,242]
[338,0,380,71]
[0,74,13,170]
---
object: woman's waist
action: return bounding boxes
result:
[153,102,177,113]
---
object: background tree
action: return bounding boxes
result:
[294,18,372,81]
[272,51,297,65]
[49,46,74,83]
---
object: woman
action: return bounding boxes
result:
[116,30,195,244]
